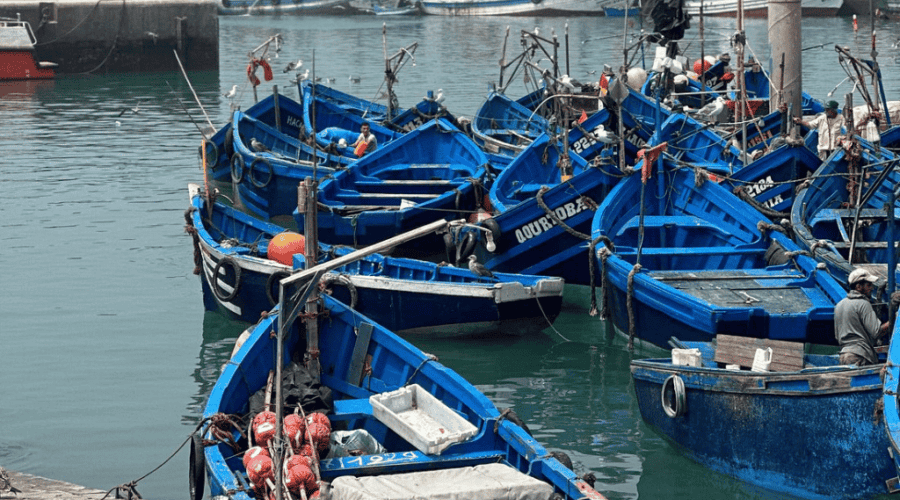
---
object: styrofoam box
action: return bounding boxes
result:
[369,384,478,455]
[671,348,701,367]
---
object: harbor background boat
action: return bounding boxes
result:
[1,14,899,500]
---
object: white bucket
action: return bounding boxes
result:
[751,347,773,372]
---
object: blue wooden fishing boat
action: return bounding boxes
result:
[300,81,458,158]
[195,291,606,500]
[186,184,564,335]
[632,339,893,499]
[790,137,900,295]
[203,92,307,183]
[725,142,822,214]
[230,109,354,219]
[471,88,551,158]
[591,159,846,349]
[294,118,491,256]
[882,318,900,494]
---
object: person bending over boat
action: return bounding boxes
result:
[351,122,377,156]
[793,100,845,161]
[834,268,889,366]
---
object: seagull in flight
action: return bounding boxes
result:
[349,75,361,83]
[468,255,496,279]
[223,85,238,99]
[283,59,302,73]
[118,101,142,117]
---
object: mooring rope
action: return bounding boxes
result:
[626,263,642,351]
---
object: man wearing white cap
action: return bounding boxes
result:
[834,268,889,366]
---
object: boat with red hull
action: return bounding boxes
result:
[1,19,56,81]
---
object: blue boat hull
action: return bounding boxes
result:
[188,184,564,335]
[464,166,619,285]
[592,164,845,349]
[632,350,893,499]
[201,294,604,500]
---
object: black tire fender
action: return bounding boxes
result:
[203,141,219,170]
[249,157,274,188]
[230,153,245,184]
[661,375,686,418]
[189,433,205,500]
[211,256,241,302]
[224,125,234,158]
[266,270,291,306]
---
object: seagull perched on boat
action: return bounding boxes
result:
[250,138,270,153]
[590,124,618,144]
[223,85,238,99]
[692,96,728,123]
[283,59,302,73]
[0,467,22,496]
[468,255,496,279]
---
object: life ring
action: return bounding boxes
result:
[203,141,219,170]
[320,274,358,309]
[189,433,205,500]
[230,153,245,183]
[266,270,291,306]
[661,375,686,418]
[249,157,274,188]
[212,256,241,302]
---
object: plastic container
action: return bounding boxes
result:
[369,384,478,455]
[671,348,701,367]
[726,364,741,371]
[751,347,773,372]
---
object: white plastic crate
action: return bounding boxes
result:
[369,384,478,455]
[671,348,701,367]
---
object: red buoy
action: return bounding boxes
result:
[268,232,306,266]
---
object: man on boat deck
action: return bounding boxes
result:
[834,268,889,366]
[351,122,377,156]
[793,100,845,161]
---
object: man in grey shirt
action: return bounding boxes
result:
[834,268,889,366]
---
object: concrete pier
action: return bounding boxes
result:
[0,469,107,500]
[0,0,218,74]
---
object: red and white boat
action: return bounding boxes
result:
[0,18,56,80]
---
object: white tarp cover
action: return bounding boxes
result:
[329,462,555,500]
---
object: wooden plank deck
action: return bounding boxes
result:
[714,334,805,372]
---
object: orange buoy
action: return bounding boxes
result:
[693,58,712,74]
[268,232,306,266]
[246,454,274,487]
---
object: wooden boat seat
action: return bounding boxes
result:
[813,208,891,221]
[829,241,895,249]
[713,334,805,372]
[353,193,441,199]
[635,246,765,256]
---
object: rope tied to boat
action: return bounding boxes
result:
[183,207,202,275]
[493,408,532,435]
[626,264,642,351]
[534,187,599,241]
[405,353,438,386]
[734,185,790,221]
[592,246,612,319]
[757,220,787,236]
[693,168,708,188]
[207,413,244,453]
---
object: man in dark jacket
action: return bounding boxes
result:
[834,268,889,365]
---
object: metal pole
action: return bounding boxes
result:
[273,85,281,133]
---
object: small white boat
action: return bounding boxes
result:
[684,0,841,16]
[419,0,607,16]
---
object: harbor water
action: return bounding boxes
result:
[2,14,900,500]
